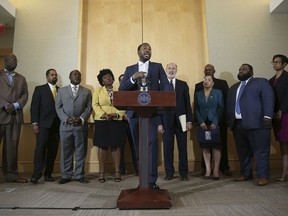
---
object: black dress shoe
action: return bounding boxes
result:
[44,175,54,182]
[75,178,89,183]
[58,178,71,184]
[30,177,39,184]
[149,183,160,189]
[181,175,188,181]
[164,175,173,181]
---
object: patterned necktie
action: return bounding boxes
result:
[236,81,246,114]
[169,79,174,91]
[72,85,78,98]
[6,71,14,85]
[51,86,56,100]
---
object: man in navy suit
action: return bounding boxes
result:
[227,63,274,186]
[158,63,193,181]
[30,69,60,184]
[194,64,231,176]
[119,42,168,189]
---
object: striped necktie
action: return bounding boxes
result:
[72,85,78,97]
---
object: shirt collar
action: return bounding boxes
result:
[70,84,79,88]
[138,60,149,66]
[4,68,15,76]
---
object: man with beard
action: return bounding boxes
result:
[55,70,92,184]
[227,63,274,186]
[119,42,168,189]
[30,69,60,184]
[0,54,29,183]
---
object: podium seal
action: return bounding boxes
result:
[137,92,151,105]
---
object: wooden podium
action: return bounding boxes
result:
[113,91,176,209]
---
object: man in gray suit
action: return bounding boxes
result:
[55,70,92,184]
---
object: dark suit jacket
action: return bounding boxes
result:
[0,69,28,124]
[194,88,223,126]
[269,70,288,114]
[118,61,168,119]
[30,83,60,128]
[195,77,229,124]
[161,79,193,128]
[227,77,274,129]
[55,85,92,132]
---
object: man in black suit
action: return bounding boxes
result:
[194,64,231,176]
[30,69,60,184]
[158,63,193,181]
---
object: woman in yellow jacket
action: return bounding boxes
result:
[93,69,125,183]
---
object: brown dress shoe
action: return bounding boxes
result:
[257,178,269,186]
[16,176,28,183]
[233,176,251,181]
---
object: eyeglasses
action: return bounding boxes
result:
[271,61,283,64]
[6,58,18,63]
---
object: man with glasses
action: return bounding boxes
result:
[0,54,29,183]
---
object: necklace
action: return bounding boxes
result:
[106,87,113,103]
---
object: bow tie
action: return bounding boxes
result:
[6,71,15,76]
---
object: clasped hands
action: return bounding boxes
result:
[3,103,16,114]
[66,117,82,126]
[200,123,216,130]
[101,113,119,121]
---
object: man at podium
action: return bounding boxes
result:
[119,42,168,189]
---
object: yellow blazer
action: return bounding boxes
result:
[92,86,125,120]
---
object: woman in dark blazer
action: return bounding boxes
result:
[269,54,288,181]
[194,75,224,180]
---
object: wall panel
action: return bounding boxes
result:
[80,0,207,172]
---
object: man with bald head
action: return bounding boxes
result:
[158,63,193,181]
[194,64,230,176]
[0,54,29,183]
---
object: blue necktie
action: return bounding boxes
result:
[236,81,246,114]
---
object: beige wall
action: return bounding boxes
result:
[205,0,288,165]
[10,0,82,173]
[2,0,284,174]
[205,0,288,85]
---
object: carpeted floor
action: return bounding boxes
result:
[0,172,287,216]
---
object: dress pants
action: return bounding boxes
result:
[119,120,137,174]
[32,121,59,178]
[163,125,188,177]
[60,129,88,179]
[0,118,21,181]
[233,120,270,178]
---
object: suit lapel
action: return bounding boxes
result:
[0,70,12,86]
[147,62,153,80]
[241,78,253,97]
